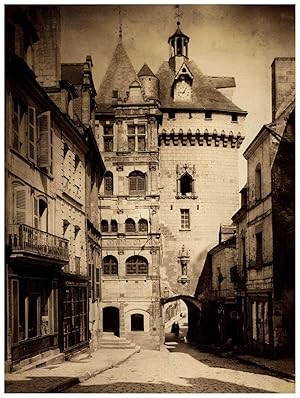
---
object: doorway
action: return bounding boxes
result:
[103,306,120,336]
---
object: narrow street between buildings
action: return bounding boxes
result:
[64,342,295,393]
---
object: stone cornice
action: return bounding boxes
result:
[159,128,244,148]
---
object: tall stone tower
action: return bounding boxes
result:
[157,22,246,298]
[95,22,246,349]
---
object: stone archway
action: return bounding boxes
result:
[161,295,202,343]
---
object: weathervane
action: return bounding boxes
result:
[174,5,183,25]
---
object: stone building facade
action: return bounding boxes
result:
[5,6,104,371]
[95,23,246,348]
[232,58,295,357]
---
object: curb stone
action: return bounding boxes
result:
[47,346,141,393]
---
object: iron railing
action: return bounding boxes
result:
[7,224,69,262]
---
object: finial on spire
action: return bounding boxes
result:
[118,5,122,39]
[174,5,183,24]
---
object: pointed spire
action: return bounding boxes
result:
[118,5,122,40]
[138,63,156,77]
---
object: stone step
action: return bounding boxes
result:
[12,350,65,373]
[98,343,137,350]
[98,335,137,350]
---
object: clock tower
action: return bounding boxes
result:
[168,21,190,73]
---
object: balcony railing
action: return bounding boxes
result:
[7,224,69,262]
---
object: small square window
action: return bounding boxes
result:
[205,110,212,119]
[168,111,176,119]
[231,113,238,122]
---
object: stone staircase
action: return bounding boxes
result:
[98,332,139,350]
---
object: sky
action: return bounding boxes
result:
[60,4,295,188]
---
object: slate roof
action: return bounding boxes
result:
[61,63,84,85]
[96,40,138,112]
[138,63,156,77]
[207,76,236,89]
[156,60,246,113]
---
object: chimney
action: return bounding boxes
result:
[32,6,61,88]
[271,57,295,121]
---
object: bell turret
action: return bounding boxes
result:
[168,22,190,72]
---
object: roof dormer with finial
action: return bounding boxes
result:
[168,21,190,73]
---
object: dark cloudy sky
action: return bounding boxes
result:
[60,4,295,186]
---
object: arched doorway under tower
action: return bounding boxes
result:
[103,306,120,336]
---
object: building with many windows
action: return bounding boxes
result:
[95,22,246,348]
[5,5,104,371]
[232,58,295,357]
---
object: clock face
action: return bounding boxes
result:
[175,80,191,101]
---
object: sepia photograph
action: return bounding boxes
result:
[4,2,295,393]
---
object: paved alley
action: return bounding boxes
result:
[64,342,295,393]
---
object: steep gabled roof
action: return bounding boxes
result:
[96,40,138,112]
[156,59,246,113]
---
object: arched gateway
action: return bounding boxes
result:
[161,295,202,342]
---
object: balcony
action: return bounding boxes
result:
[7,224,69,264]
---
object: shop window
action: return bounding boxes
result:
[104,171,113,195]
[131,314,144,331]
[138,219,148,233]
[101,220,109,233]
[125,218,135,233]
[126,256,148,275]
[180,209,190,230]
[129,171,146,195]
[103,255,118,275]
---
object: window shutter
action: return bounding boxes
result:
[12,95,19,150]
[38,111,51,169]
[28,106,36,162]
[14,187,26,224]
[33,197,39,229]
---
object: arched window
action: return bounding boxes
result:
[255,164,262,201]
[125,218,135,233]
[138,219,148,233]
[180,173,193,196]
[129,171,145,195]
[104,171,113,195]
[103,256,118,275]
[111,220,118,233]
[126,256,148,275]
[131,314,144,331]
[101,220,109,233]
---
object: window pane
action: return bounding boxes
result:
[137,176,145,192]
[111,220,118,232]
[104,126,113,135]
[128,137,135,151]
[138,137,145,151]
[104,137,113,152]
[104,174,113,195]
[101,221,109,232]
[125,219,135,232]
[181,209,190,229]
[128,125,135,135]
[138,125,145,135]
[139,220,148,232]
[131,314,144,331]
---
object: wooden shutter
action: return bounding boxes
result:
[12,95,19,150]
[38,111,51,169]
[28,106,36,162]
[33,197,39,229]
[14,186,26,224]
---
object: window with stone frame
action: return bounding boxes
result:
[103,255,118,275]
[255,164,262,201]
[125,218,136,233]
[126,256,148,275]
[180,209,190,230]
[138,219,148,233]
[111,219,118,233]
[101,220,109,233]
[127,124,146,151]
[104,171,113,195]
[256,232,263,266]
[103,125,113,152]
[180,173,193,196]
[129,171,146,195]
[131,314,144,331]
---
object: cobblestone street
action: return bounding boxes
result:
[64,342,295,393]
